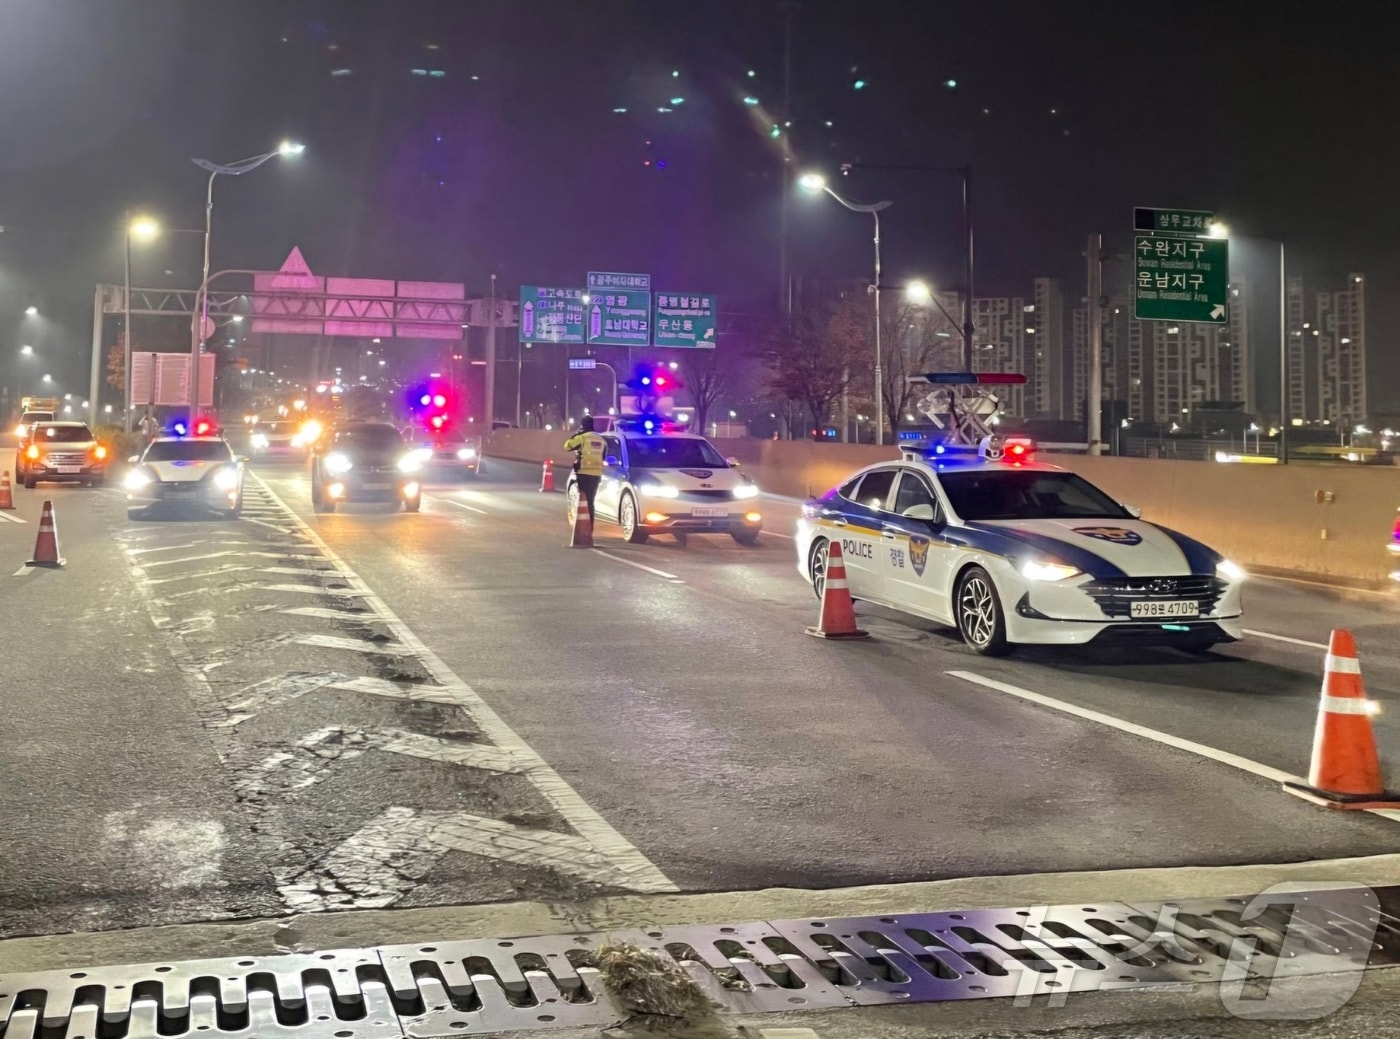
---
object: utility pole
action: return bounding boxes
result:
[961,170,974,371]
[485,273,497,425]
[1277,242,1288,464]
[1086,233,1104,456]
[778,0,798,316]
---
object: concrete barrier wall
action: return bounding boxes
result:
[485,430,1398,582]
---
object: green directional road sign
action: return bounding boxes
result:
[653,292,717,348]
[1134,206,1215,235]
[1134,235,1229,324]
[519,286,585,343]
[586,287,652,347]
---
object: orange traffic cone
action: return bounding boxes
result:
[27,499,65,568]
[568,490,593,548]
[806,540,869,640]
[1284,629,1400,809]
[0,470,13,510]
[540,459,555,493]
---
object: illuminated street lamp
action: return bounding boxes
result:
[189,141,306,410]
[799,171,893,445]
[24,306,37,318]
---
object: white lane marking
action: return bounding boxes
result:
[11,564,31,576]
[294,632,413,656]
[126,539,249,556]
[1258,573,1394,598]
[207,672,465,727]
[253,474,676,894]
[277,806,655,911]
[143,565,258,585]
[0,511,27,524]
[262,583,369,596]
[258,566,338,576]
[948,669,1293,783]
[761,529,793,540]
[138,550,244,568]
[949,669,1400,824]
[281,606,371,621]
[1245,629,1330,650]
[435,496,488,514]
[591,548,684,582]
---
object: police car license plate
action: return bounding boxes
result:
[365,482,392,490]
[165,488,198,499]
[1130,600,1199,619]
[57,466,82,474]
[692,506,729,517]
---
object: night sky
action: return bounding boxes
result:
[3,0,1398,405]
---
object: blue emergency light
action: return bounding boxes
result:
[914,372,1028,385]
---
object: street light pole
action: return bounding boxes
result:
[189,142,304,412]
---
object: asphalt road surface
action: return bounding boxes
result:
[2,449,1398,940]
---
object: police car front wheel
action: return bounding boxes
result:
[956,566,1011,656]
[808,538,830,600]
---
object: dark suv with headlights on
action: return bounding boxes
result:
[310,422,424,513]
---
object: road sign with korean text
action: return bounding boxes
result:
[1134,235,1229,324]
[1133,207,1214,236]
[653,292,717,348]
[519,286,585,343]
[586,288,652,347]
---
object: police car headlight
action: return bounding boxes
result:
[1216,558,1247,582]
[214,468,241,491]
[1020,560,1082,582]
[640,482,679,498]
[457,447,477,460]
[251,433,269,449]
[733,483,760,499]
[397,453,424,474]
[124,468,152,490]
[324,452,353,475]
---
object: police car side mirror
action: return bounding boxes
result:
[127,455,139,464]
[726,456,740,467]
[1123,503,1142,519]
[902,503,937,522]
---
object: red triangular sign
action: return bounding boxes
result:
[270,247,318,290]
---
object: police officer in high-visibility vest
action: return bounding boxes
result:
[563,415,606,530]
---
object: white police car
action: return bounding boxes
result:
[795,437,1245,655]
[124,420,246,518]
[566,423,763,544]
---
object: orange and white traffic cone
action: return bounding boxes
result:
[1284,629,1400,809]
[27,499,65,568]
[540,459,555,493]
[568,490,593,548]
[806,540,869,640]
[0,470,13,510]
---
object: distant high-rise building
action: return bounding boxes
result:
[1071,284,1249,424]
[1286,273,1367,425]
[970,278,1064,419]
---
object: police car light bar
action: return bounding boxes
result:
[910,372,1028,385]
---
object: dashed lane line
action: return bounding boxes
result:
[433,496,489,514]
[590,548,685,583]
[252,474,677,894]
[948,669,1400,825]
[1244,629,1331,651]
[0,511,27,524]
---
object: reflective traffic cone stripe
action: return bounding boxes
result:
[569,494,593,548]
[806,540,869,640]
[1284,628,1400,809]
[0,470,12,510]
[26,499,65,568]
[540,459,555,493]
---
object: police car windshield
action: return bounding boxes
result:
[940,470,1130,521]
[627,437,727,469]
[145,440,234,462]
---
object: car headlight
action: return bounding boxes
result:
[93,445,108,460]
[457,447,477,460]
[1216,558,1247,582]
[251,433,269,449]
[214,468,241,491]
[124,469,152,490]
[733,483,760,499]
[640,482,679,498]
[1020,559,1083,582]
[324,452,353,475]
[398,453,424,473]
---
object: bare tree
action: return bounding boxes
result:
[679,346,728,434]
[764,304,861,431]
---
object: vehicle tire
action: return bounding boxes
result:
[807,538,830,600]
[619,493,648,544]
[672,532,688,547]
[731,529,760,546]
[403,494,422,513]
[956,566,1012,656]
[23,477,35,490]
[224,504,242,520]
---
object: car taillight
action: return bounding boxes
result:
[94,445,108,460]
[24,444,39,460]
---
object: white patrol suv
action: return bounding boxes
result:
[124,432,246,518]
[566,427,762,545]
